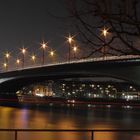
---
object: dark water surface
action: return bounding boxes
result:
[0,105,140,140]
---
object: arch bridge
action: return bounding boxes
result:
[0,55,140,92]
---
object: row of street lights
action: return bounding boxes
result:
[2,36,79,71]
[2,28,108,71]
[66,34,79,62]
[66,27,109,61]
[3,44,56,71]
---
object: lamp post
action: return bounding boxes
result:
[73,46,77,59]
[101,27,109,59]
[21,48,26,68]
[49,50,55,63]
[5,52,10,71]
[31,54,36,65]
[50,50,55,57]
[16,59,20,69]
[41,42,47,65]
[66,35,74,62]
[3,63,7,71]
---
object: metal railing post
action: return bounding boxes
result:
[0,129,140,140]
[91,130,94,140]
[15,130,17,140]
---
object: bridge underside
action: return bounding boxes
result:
[0,61,140,93]
[0,74,136,93]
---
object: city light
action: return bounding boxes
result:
[16,59,20,64]
[5,52,10,58]
[40,41,48,65]
[101,27,109,38]
[66,34,75,62]
[30,54,36,65]
[101,27,109,59]
[49,50,54,57]
[72,46,78,59]
[21,48,26,54]
[68,36,73,44]
[4,52,10,70]
[41,42,47,49]
[3,63,7,67]
[66,34,75,44]
[73,46,77,52]
[3,63,7,70]
[16,59,20,69]
[31,55,36,61]
[20,47,27,68]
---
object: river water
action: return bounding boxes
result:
[0,105,140,140]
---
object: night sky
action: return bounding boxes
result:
[0,0,71,63]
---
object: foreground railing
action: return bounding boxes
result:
[0,129,140,140]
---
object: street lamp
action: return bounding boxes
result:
[21,47,26,68]
[5,52,10,70]
[31,54,36,65]
[49,50,54,57]
[102,28,108,37]
[41,42,47,65]
[3,63,7,71]
[49,50,55,63]
[101,27,109,59]
[66,35,74,62]
[73,46,78,59]
[16,59,20,69]
[5,52,10,59]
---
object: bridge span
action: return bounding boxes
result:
[0,55,140,92]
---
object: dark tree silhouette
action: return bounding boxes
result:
[65,0,140,58]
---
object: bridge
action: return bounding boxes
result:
[0,55,140,92]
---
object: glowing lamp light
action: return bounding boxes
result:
[21,48,26,54]
[73,46,77,52]
[35,93,44,97]
[66,35,74,44]
[31,55,36,61]
[16,59,20,64]
[3,63,7,68]
[5,53,10,58]
[50,51,54,57]
[41,42,48,49]
[101,27,109,37]
[68,37,72,43]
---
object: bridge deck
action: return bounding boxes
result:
[2,55,140,73]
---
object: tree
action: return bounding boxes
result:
[65,0,140,58]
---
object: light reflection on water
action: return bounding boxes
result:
[0,106,140,140]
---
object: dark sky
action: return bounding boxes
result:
[0,0,71,62]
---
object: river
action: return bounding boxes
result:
[0,105,140,140]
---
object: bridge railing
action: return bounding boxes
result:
[0,128,140,140]
[2,54,140,72]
